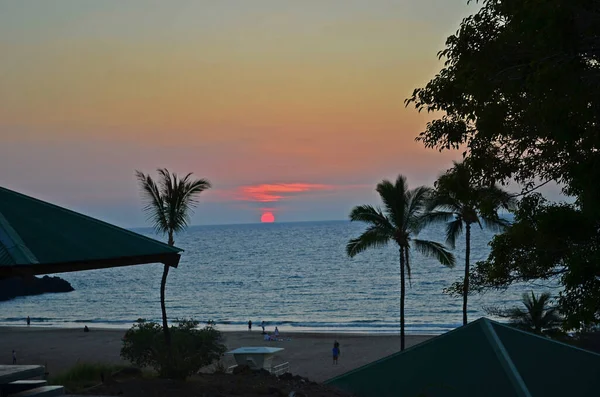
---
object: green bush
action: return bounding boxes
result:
[120,318,226,380]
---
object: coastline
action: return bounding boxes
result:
[0,326,434,382]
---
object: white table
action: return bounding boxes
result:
[226,347,284,370]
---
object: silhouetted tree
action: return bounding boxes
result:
[136,169,211,345]
[347,175,455,350]
[426,162,514,325]
[487,291,563,336]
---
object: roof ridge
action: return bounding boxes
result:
[0,186,183,254]
[0,209,39,265]
[491,319,600,357]
[481,319,532,397]
[325,318,490,384]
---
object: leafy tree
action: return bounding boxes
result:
[427,161,513,325]
[487,292,563,336]
[407,0,600,330]
[135,169,211,345]
[448,194,600,330]
[121,318,226,379]
[347,175,455,350]
[406,0,600,211]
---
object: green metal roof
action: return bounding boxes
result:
[0,186,182,276]
[325,318,600,397]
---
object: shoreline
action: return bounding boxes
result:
[0,324,444,335]
[0,327,434,382]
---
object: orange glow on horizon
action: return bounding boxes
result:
[261,212,275,223]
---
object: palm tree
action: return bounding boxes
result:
[427,162,513,326]
[135,168,211,345]
[347,175,455,350]
[488,292,563,336]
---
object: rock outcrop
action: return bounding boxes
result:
[0,276,74,301]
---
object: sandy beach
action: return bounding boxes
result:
[0,327,433,382]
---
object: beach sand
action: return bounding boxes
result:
[0,327,433,382]
[0,327,431,382]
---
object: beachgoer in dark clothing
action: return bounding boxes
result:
[332,346,340,364]
[261,321,266,334]
[26,316,30,326]
[84,325,89,332]
[248,320,252,331]
[12,350,16,365]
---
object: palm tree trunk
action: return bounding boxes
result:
[463,223,471,326]
[162,231,174,346]
[160,264,171,346]
[399,248,406,351]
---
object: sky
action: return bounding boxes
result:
[0,0,544,227]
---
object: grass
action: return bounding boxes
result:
[49,362,130,393]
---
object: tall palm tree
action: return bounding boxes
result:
[347,175,455,350]
[135,168,211,345]
[427,162,513,326]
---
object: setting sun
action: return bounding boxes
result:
[260,212,275,223]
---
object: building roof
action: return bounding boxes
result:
[226,347,284,355]
[0,186,182,277]
[325,318,600,397]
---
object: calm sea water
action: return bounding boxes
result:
[0,220,555,334]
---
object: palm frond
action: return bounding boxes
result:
[346,225,392,257]
[426,191,462,214]
[137,168,211,236]
[480,215,510,232]
[405,186,432,226]
[445,219,463,248]
[412,239,456,268]
[349,205,395,233]
[376,176,407,228]
[135,170,169,234]
[418,211,455,232]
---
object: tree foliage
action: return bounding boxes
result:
[407,0,600,208]
[121,319,226,380]
[486,291,563,336]
[447,194,600,330]
[408,0,600,330]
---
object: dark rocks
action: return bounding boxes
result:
[0,275,74,301]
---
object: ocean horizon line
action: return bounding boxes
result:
[129,218,350,231]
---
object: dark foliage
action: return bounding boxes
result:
[408,0,600,330]
[121,319,226,380]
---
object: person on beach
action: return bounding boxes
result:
[261,321,266,334]
[332,343,340,365]
[26,316,30,326]
[274,327,279,337]
[248,320,252,331]
[12,350,16,365]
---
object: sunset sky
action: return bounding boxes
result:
[1,1,491,227]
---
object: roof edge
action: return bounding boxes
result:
[326,318,487,385]
[0,252,181,278]
[491,320,600,358]
[481,319,532,397]
[0,187,184,254]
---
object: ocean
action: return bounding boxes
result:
[0,220,554,334]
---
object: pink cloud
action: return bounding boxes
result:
[237,183,333,202]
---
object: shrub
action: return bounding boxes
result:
[120,318,226,379]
